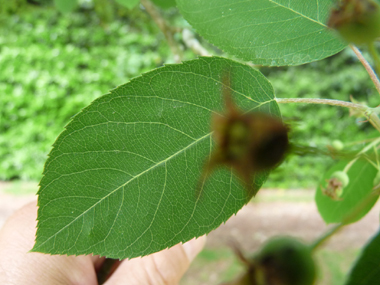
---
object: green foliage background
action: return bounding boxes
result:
[1,4,379,188]
[0,6,171,180]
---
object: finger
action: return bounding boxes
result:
[0,200,97,285]
[91,255,107,270]
[105,236,206,285]
[182,235,206,263]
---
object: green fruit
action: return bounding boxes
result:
[254,237,316,285]
[331,171,350,188]
[321,171,348,200]
[335,187,344,198]
[331,140,344,151]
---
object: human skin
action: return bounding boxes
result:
[0,201,206,285]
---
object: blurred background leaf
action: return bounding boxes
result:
[345,229,380,285]
[177,0,346,66]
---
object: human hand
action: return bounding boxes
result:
[0,201,206,285]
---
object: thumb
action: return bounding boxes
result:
[104,236,206,285]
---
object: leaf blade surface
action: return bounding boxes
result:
[177,0,346,66]
[33,57,280,259]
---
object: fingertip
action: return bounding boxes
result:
[182,235,206,263]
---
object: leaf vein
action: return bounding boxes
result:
[268,0,327,27]
[36,133,211,249]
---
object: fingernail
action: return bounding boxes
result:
[182,235,207,262]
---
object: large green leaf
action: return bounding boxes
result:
[32,57,280,259]
[345,229,380,285]
[315,160,378,224]
[177,0,346,66]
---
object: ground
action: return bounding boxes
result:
[1,183,378,284]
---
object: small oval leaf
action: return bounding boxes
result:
[32,57,280,259]
[177,0,346,66]
[315,160,378,224]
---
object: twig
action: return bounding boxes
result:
[343,137,380,173]
[140,0,182,63]
[346,137,379,146]
[276,97,380,133]
[310,223,343,252]
[368,42,380,78]
[182,28,211,57]
[350,44,380,95]
[275,97,367,111]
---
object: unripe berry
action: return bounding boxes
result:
[321,171,349,200]
[331,171,350,188]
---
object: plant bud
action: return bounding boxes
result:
[321,171,349,200]
[327,0,380,45]
[331,140,344,151]
[331,171,350,188]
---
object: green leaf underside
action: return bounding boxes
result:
[315,160,378,224]
[345,229,380,285]
[115,0,140,9]
[33,57,280,259]
[177,0,346,66]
